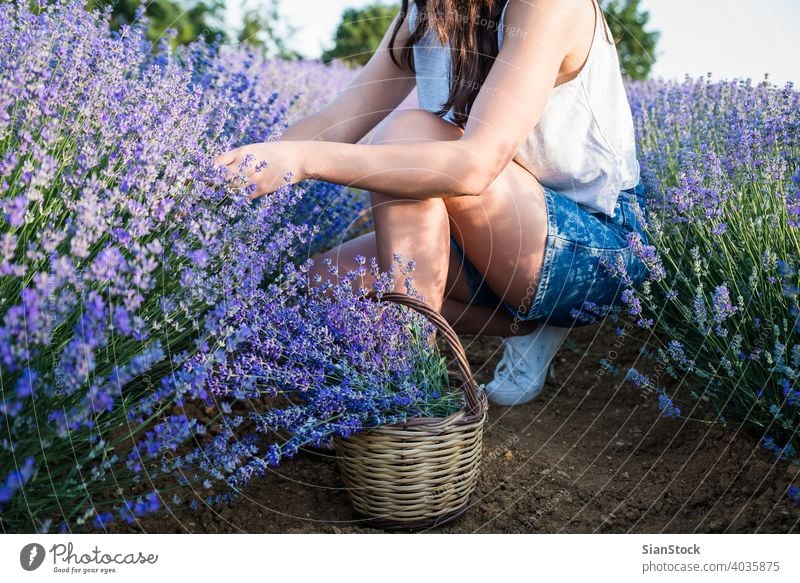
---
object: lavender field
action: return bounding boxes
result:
[1,0,799,534]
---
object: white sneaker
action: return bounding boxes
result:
[485,324,570,406]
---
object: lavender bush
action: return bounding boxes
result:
[0,0,364,532]
[208,47,370,256]
[595,76,800,495]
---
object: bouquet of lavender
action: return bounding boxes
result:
[163,256,466,510]
[0,0,363,532]
[587,76,800,500]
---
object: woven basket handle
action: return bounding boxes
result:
[365,291,481,416]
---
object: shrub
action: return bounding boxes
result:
[0,0,362,532]
[599,76,800,468]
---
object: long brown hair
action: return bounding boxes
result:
[389,0,613,128]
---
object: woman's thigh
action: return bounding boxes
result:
[443,159,549,320]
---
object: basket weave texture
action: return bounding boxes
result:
[334,292,488,530]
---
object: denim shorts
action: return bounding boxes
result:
[451,182,651,328]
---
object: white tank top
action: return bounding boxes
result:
[409,0,640,216]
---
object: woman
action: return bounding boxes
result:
[215,0,651,406]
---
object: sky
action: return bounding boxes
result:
[227,1,800,87]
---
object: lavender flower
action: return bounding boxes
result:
[788,485,800,506]
[786,172,800,228]
[657,392,681,418]
[711,283,738,337]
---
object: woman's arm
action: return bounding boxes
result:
[219,0,577,199]
[278,11,416,145]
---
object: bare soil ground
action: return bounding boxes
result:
[100,319,800,534]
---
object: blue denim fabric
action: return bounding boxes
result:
[450,182,651,328]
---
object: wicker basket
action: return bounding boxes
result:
[333,291,489,531]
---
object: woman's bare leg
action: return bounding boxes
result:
[309,109,548,338]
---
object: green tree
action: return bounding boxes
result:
[601,0,660,80]
[85,0,226,46]
[238,0,301,58]
[322,3,399,66]
[321,1,659,79]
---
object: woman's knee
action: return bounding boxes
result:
[369,109,463,145]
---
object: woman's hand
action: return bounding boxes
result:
[213,141,307,200]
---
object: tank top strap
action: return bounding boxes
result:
[506,0,604,35]
[499,0,604,87]
[499,0,604,48]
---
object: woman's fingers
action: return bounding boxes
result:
[210,144,279,199]
[214,148,266,181]
[213,148,238,168]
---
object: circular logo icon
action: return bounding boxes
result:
[20,543,46,571]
